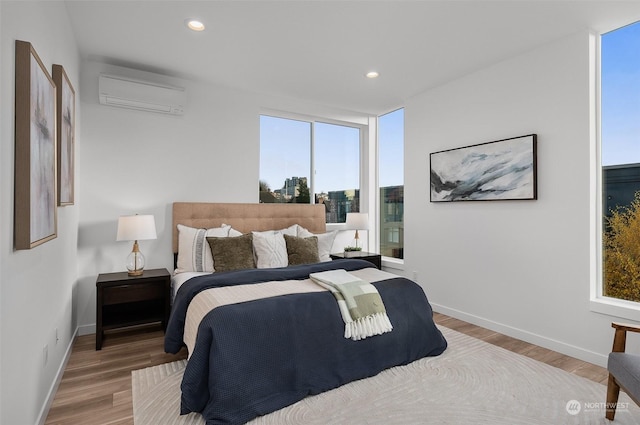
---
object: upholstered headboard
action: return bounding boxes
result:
[172,202,326,254]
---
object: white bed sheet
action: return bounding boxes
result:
[172,271,209,300]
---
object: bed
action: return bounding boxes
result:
[164,202,447,425]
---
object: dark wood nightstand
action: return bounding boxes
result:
[96,268,171,350]
[330,251,382,270]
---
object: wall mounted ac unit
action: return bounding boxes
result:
[98,74,186,115]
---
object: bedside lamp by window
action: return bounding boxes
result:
[345,212,369,250]
[116,214,157,276]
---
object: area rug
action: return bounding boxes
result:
[132,327,640,424]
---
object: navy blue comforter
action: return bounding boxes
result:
[165,259,447,425]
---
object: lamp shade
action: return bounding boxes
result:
[345,213,369,230]
[116,214,157,241]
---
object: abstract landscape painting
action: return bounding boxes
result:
[15,40,57,249]
[430,134,537,202]
[53,64,75,206]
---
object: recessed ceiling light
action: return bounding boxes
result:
[186,19,205,32]
[366,71,379,79]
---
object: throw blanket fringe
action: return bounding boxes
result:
[345,312,393,340]
[310,269,393,340]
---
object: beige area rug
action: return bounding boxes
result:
[132,327,640,424]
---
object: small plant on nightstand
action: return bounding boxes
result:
[344,246,362,252]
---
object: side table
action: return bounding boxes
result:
[96,268,170,350]
[330,251,382,270]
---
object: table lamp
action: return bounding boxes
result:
[345,212,369,250]
[116,214,157,276]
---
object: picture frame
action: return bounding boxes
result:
[430,134,537,202]
[52,64,75,206]
[14,40,57,249]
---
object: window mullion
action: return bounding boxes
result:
[310,121,315,205]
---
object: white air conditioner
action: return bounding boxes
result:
[98,74,186,115]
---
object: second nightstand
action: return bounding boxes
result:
[96,268,170,350]
[330,251,382,270]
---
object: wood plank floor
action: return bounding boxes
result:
[44,325,187,425]
[44,313,610,425]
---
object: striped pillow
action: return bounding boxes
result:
[175,224,231,273]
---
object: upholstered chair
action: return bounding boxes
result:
[606,322,640,420]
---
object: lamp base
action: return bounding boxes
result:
[126,241,145,277]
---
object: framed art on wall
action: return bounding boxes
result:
[53,64,75,206]
[14,40,57,249]
[430,134,537,202]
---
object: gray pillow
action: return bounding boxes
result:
[207,233,255,272]
[284,234,320,266]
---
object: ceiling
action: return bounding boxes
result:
[65,1,640,115]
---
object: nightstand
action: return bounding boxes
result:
[330,251,382,270]
[96,268,171,350]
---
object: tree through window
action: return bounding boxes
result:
[601,21,640,302]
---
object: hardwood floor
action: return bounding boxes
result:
[44,313,609,425]
[44,325,187,425]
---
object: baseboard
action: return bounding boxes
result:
[36,326,78,425]
[431,303,608,368]
[77,323,96,336]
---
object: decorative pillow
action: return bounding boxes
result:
[284,234,320,266]
[280,224,300,236]
[207,233,256,272]
[297,227,337,262]
[227,225,243,237]
[176,224,231,273]
[252,230,288,268]
[229,224,298,238]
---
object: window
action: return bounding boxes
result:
[601,21,640,304]
[378,108,404,259]
[259,115,362,223]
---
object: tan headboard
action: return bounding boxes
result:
[172,202,327,253]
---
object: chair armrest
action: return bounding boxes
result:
[611,322,640,353]
[612,322,640,333]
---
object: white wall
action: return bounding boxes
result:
[0,2,4,420]
[0,2,80,424]
[405,30,635,366]
[76,61,370,333]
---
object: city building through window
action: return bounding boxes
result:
[379,108,404,259]
[259,115,361,224]
[260,110,404,261]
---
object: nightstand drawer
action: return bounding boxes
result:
[102,282,165,305]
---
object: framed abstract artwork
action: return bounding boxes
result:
[430,134,537,202]
[53,64,75,206]
[14,40,57,249]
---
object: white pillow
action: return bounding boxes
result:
[280,224,300,236]
[252,230,289,268]
[176,224,231,273]
[297,227,337,262]
[227,224,243,237]
[230,224,298,237]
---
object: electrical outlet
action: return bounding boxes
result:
[43,344,48,366]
